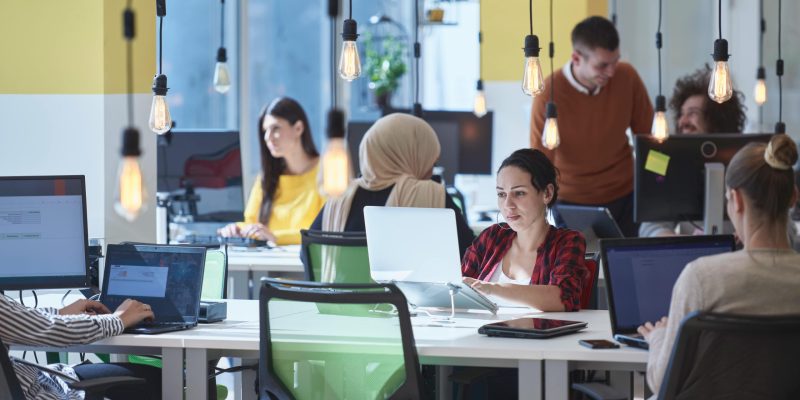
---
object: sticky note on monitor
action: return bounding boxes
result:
[645,150,670,176]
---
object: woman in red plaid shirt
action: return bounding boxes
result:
[462,149,589,311]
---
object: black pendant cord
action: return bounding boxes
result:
[414,0,421,110]
[758,0,764,67]
[657,0,663,97]
[330,0,337,107]
[528,0,532,36]
[158,16,164,75]
[717,0,722,40]
[349,0,352,20]
[777,0,783,126]
[548,0,554,103]
[220,0,225,48]
[125,0,134,128]
[611,0,617,26]
[478,8,482,82]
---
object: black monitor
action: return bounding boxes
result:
[347,111,493,183]
[157,130,244,222]
[0,175,90,290]
[634,133,773,223]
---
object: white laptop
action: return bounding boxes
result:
[363,206,498,314]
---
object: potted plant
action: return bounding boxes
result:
[364,34,407,110]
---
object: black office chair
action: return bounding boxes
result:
[258,278,423,400]
[446,185,469,224]
[0,337,145,400]
[658,311,800,399]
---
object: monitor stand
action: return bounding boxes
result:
[703,162,725,235]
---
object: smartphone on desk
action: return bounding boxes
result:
[579,339,620,349]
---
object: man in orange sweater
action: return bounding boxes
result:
[531,16,653,237]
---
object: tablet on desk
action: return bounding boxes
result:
[478,317,587,339]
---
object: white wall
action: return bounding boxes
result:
[0,94,156,244]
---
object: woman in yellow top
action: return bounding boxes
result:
[218,97,325,245]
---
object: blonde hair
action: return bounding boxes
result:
[726,134,798,220]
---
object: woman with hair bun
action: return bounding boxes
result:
[638,134,800,394]
[461,148,589,311]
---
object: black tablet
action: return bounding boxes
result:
[478,317,588,339]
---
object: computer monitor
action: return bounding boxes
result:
[0,175,90,290]
[157,130,244,222]
[634,133,772,223]
[347,111,493,183]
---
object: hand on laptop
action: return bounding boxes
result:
[59,299,111,316]
[113,299,156,328]
[463,277,495,295]
[637,316,668,340]
[218,223,277,242]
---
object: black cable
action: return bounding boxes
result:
[611,0,617,26]
[18,290,24,307]
[126,9,134,128]
[349,0,352,20]
[717,0,722,40]
[657,0,662,96]
[32,291,37,308]
[528,0,532,36]
[158,16,164,74]
[548,0,554,102]
[220,0,225,46]
[778,0,783,124]
[759,0,764,66]
[331,2,337,108]
[414,0,420,108]
[61,290,71,307]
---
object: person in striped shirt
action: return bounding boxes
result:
[0,295,159,400]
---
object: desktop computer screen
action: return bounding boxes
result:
[634,133,772,223]
[0,175,90,290]
[347,111,493,183]
[157,130,244,222]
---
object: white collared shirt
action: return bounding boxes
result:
[562,61,603,96]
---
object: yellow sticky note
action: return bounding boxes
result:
[645,150,670,176]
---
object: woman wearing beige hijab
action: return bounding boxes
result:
[309,113,474,256]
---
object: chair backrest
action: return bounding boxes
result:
[659,311,800,400]
[300,229,371,283]
[446,186,468,223]
[579,253,600,310]
[0,338,27,400]
[258,278,422,400]
[201,247,228,300]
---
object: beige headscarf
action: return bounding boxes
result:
[322,113,446,231]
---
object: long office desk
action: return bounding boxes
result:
[180,300,648,400]
[227,246,304,298]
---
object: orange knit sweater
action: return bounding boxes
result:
[531,62,653,204]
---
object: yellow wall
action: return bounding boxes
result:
[482,0,609,81]
[0,0,154,94]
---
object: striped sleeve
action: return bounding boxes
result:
[0,296,124,348]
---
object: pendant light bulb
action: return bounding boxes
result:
[522,35,545,96]
[321,110,352,197]
[339,19,362,81]
[708,39,733,104]
[651,95,669,142]
[214,47,231,94]
[148,74,172,134]
[473,80,488,118]
[542,102,560,150]
[754,67,767,106]
[115,128,148,221]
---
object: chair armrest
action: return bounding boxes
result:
[571,382,627,400]
[67,376,146,395]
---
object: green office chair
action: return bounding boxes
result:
[258,278,423,400]
[301,229,372,284]
[129,247,229,399]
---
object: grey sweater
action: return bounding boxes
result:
[646,249,800,394]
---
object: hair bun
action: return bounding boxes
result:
[764,134,798,170]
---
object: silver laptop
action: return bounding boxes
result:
[363,206,498,314]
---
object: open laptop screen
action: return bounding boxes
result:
[601,236,734,333]
[102,244,206,322]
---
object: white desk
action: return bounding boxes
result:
[226,246,304,298]
[181,300,647,400]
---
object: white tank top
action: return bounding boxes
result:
[487,260,530,307]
